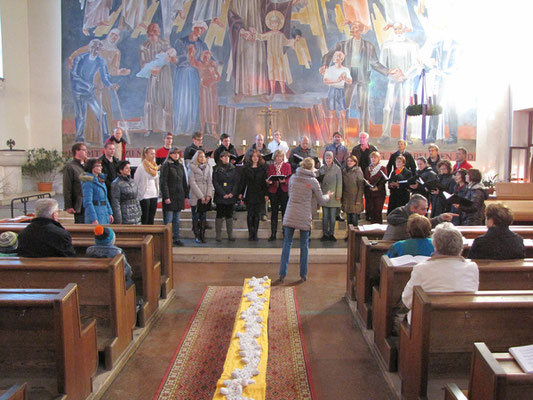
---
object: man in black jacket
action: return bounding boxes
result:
[18,199,76,257]
[99,141,119,203]
[213,133,238,165]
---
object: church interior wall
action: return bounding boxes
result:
[0,1,526,186]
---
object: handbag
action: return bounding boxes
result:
[196,199,212,212]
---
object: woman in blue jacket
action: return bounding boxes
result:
[81,158,114,224]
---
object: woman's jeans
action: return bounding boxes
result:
[346,213,359,227]
[163,210,181,242]
[279,227,311,278]
[322,206,338,236]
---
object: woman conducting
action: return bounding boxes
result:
[279,157,332,283]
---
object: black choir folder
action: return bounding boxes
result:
[509,344,533,373]
[443,191,473,206]
[267,175,287,181]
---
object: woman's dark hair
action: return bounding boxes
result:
[455,168,467,182]
[486,202,514,227]
[84,158,101,173]
[467,168,482,184]
[117,160,130,173]
[417,156,428,165]
[436,159,452,174]
[247,149,265,166]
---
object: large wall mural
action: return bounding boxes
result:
[61,0,476,161]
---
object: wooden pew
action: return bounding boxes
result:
[346,224,387,300]
[373,257,533,372]
[398,287,533,400]
[0,384,27,400]
[444,342,533,400]
[0,284,97,400]
[355,237,394,328]
[71,235,161,327]
[0,223,173,298]
[345,225,533,306]
[0,255,136,370]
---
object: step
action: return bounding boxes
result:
[172,246,347,264]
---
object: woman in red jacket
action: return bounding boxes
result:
[364,151,387,223]
[266,149,291,241]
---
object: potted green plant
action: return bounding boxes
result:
[22,148,68,192]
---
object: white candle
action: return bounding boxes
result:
[315,140,320,146]
[242,139,247,146]
[292,141,297,146]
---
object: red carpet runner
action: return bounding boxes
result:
[153,286,315,400]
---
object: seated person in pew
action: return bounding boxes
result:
[86,226,134,288]
[401,222,479,323]
[386,214,434,258]
[383,194,457,241]
[0,231,18,256]
[17,198,76,257]
[468,202,525,260]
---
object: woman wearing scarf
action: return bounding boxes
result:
[430,159,456,218]
[160,147,189,246]
[213,151,239,242]
[364,151,387,223]
[106,127,127,160]
[266,149,291,241]
[188,150,213,243]
[453,168,489,226]
[387,155,412,215]
[319,151,342,241]
[80,158,114,224]
[134,147,159,225]
[451,168,468,225]
[342,155,364,237]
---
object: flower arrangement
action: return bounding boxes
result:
[482,173,498,189]
[22,148,68,183]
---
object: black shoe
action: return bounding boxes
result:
[336,216,345,222]
[300,275,307,282]
[329,235,337,242]
[173,240,184,246]
[279,275,285,283]
[320,235,329,242]
[268,234,276,241]
[248,236,254,241]
[344,236,348,242]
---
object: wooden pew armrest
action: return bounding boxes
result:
[81,318,98,377]
[444,383,468,400]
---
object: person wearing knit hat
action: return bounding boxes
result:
[86,226,134,288]
[0,231,18,256]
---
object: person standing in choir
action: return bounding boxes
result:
[111,161,141,225]
[267,150,291,241]
[342,155,364,239]
[213,151,239,242]
[387,155,412,215]
[188,150,213,243]
[80,158,114,225]
[364,151,387,223]
[134,147,159,225]
[319,151,343,241]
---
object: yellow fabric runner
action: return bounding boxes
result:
[212,279,271,400]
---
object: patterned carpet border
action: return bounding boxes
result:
[153,286,315,400]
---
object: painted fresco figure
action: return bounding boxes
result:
[173,21,208,134]
[81,0,111,36]
[68,29,130,145]
[161,0,186,39]
[139,23,174,135]
[189,49,221,138]
[320,21,393,135]
[121,0,147,31]
[253,10,297,99]
[427,39,459,144]
[323,51,352,137]
[70,39,118,144]
[193,0,225,27]
[342,0,371,31]
[378,22,421,145]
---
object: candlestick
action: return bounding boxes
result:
[292,140,297,146]
[242,139,247,146]
[315,140,320,146]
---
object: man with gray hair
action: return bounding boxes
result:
[289,135,318,173]
[401,222,479,322]
[383,194,456,240]
[17,199,75,257]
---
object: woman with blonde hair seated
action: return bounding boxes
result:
[386,214,434,258]
[468,202,525,259]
